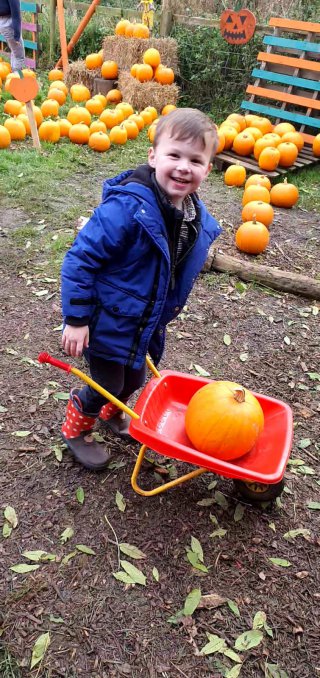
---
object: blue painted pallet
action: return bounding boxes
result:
[240,101,320,129]
[251,68,320,92]
[263,35,320,53]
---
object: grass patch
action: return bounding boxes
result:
[285,165,320,212]
[0,648,21,678]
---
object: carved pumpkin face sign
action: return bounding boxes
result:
[220,9,256,45]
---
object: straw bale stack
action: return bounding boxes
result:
[65,61,101,94]
[118,72,179,112]
[102,36,179,73]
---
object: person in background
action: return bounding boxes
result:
[0,0,25,71]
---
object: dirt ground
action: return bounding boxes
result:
[0,170,319,678]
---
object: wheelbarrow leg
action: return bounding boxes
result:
[131,444,208,496]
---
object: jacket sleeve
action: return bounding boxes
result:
[61,195,135,321]
[8,0,22,40]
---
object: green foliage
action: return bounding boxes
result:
[171,24,263,123]
[38,5,115,67]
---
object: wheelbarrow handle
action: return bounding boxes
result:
[38,352,72,372]
[38,352,139,420]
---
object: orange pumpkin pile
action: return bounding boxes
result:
[131,48,175,86]
[185,380,264,461]
[215,111,319,169]
[115,19,150,39]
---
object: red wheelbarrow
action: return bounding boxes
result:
[38,353,293,503]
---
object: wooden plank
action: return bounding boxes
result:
[246,84,320,110]
[251,68,320,91]
[22,21,38,32]
[1,36,38,49]
[257,51,320,72]
[240,100,320,128]
[263,35,320,53]
[269,18,320,33]
[215,149,319,177]
[21,1,39,11]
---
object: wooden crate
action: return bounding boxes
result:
[215,17,320,176]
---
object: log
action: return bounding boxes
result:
[203,251,320,300]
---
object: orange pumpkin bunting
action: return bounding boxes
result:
[8,75,39,103]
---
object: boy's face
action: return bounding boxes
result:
[148,131,213,209]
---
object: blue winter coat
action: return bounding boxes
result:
[61,170,221,368]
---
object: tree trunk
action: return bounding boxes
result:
[203,251,320,300]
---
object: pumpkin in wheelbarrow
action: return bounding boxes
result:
[185,381,264,461]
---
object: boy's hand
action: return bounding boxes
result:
[62,325,89,357]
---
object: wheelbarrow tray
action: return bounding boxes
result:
[129,370,293,485]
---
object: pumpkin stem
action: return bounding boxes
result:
[233,387,246,403]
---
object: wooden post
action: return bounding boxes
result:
[56,0,69,75]
[26,100,41,149]
[49,0,57,62]
[55,0,101,68]
[160,8,173,37]
[160,0,173,37]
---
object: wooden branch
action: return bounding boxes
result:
[203,251,320,300]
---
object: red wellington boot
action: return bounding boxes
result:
[61,390,111,471]
[99,401,132,440]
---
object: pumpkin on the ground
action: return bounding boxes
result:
[235,219,270,254]
[241,200,274,227]
[245,174,271,191]
[224,163,246,187]
[0,124,11,148]
[242,184,271,206]
[88,131,110,152]
[270,179,299,208]
[312,134,320,157]
[185,381,264,460]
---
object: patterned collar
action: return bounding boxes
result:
[182,194,196,222]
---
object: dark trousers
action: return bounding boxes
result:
[78,354,146,416]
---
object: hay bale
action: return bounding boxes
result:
[102,35,179,73]
[65,60,101,94]
[118,72,179,112]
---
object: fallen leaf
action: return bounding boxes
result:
[198,593,226,609]
[183,588,201,616]
[30,631,50,669]
[119,543,146,560]
[234,629,263,651]
[116,490,126,512]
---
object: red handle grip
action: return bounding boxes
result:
[38,352,72,373]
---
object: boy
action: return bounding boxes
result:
[61,108,222,470]
[0,0,25,71]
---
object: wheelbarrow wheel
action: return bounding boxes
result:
[233,478,285,503]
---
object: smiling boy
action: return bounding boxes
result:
[60,108,222,470]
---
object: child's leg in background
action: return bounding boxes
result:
[0,18,25,70]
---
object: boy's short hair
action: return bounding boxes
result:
[153,107,218,160]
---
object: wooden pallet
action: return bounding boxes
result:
[215,17,320,176]
[0,1,41,69]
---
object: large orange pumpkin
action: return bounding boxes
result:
[132,22,150,38]
[88,131,110,152]
[245,174,271,191]
[0,124,11,148]
[312,133,320,157]
[122,119,139,139]
[273,122,296,136]
[115,19,131,36]
[106,89,122,104]
[67,106,91,126]
[85,52,103,70]
[224,163,246,187]
[258,146,280,171]
[85,97,104,115]
[101,60,118,79]
[48,68,64,81]
[235,219,270,254]
[241,200,274,228]
[70,84,91,102]
[4,118,26,141]
[242,184,271,205]
[277,141,298,167]
[232,131,255,156]
[154,66,174,85]
[143,48,161,68]
[136,63,153,82]
[4,99,22,116]
[69,123,90,145]
[38,120,60,143]
[185,381,264,460]
[270,179,299,208]
[109,125,127,144]
[41,99,60,118]
[281,131,304,152]
[47,87,66,105]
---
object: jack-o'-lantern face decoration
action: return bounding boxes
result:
[220,8,256,45]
